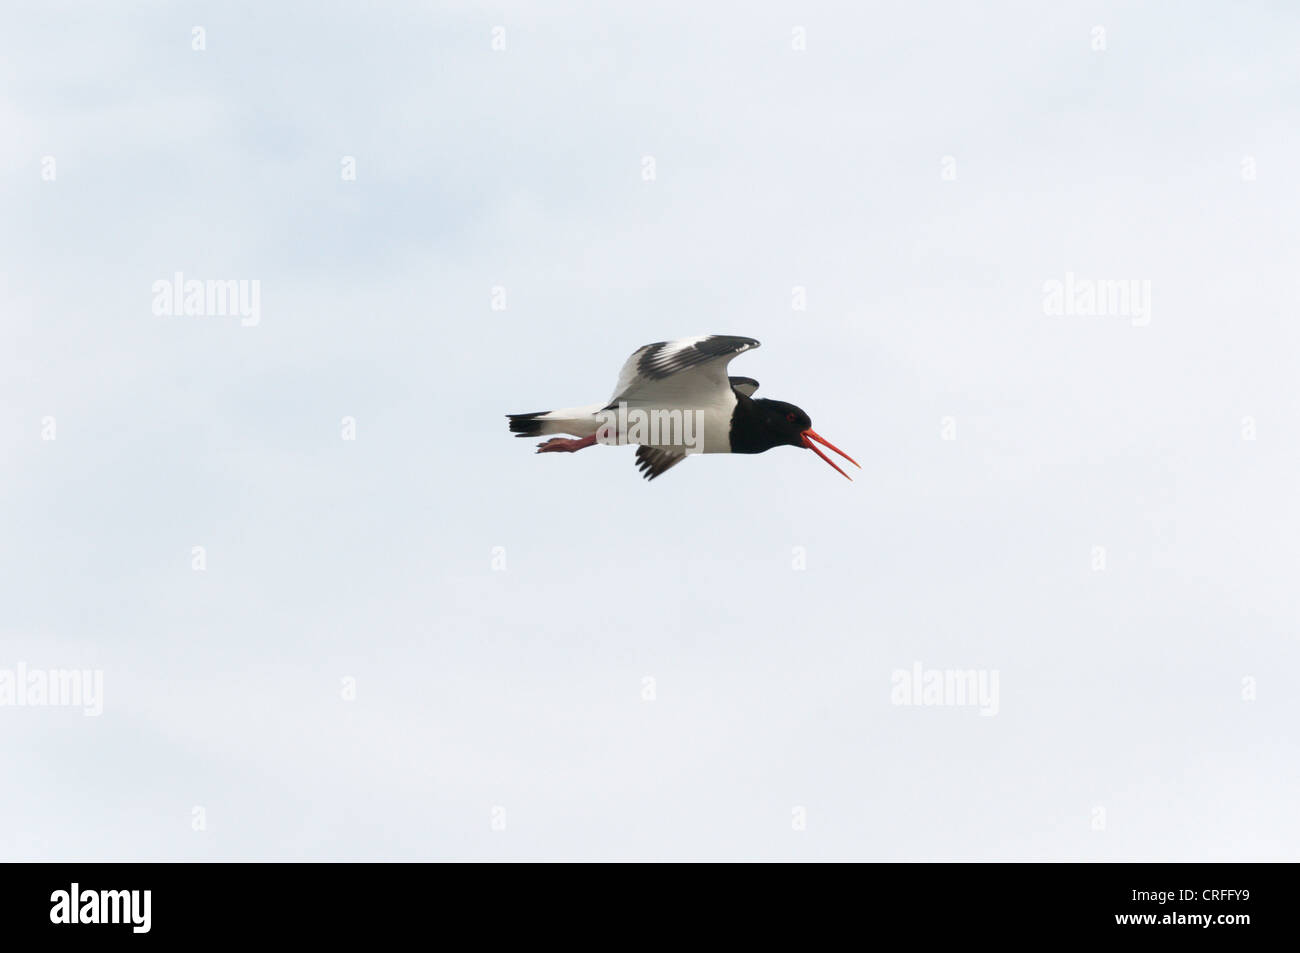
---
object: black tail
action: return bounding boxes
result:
[506,411,548,438]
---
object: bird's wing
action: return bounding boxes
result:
[729,376,759,397]
[606,335,760,407]
[635,445,688,481]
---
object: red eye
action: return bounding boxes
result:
[787,413,796,423]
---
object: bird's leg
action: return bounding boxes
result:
[536,435,598,454]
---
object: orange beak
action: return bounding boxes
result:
[800,429,862,481]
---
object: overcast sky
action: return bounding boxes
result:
[2,1,1298,860]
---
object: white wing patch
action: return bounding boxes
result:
[606,335,760,406]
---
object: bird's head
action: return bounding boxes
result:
[747,398,861,480]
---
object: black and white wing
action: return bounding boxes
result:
[634,445,687,481]
[606,335,760,407]
[729,376,760,397]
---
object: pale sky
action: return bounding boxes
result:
[2,1,1298,860]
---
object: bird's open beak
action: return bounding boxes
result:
[801,429,862,481]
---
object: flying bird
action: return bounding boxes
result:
[506,335,860,481]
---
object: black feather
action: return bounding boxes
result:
[634,446,687,481]
[506,411,548,437]
[635,335,759,381]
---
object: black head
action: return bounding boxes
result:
[737,398,811,450]
[731,396,862,480]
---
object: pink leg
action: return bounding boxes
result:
[536,434,598,454]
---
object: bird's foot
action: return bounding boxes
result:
[536,435,597,454]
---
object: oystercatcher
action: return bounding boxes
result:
[506,335,860,481]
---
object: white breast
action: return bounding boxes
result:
[619,388,736,454]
